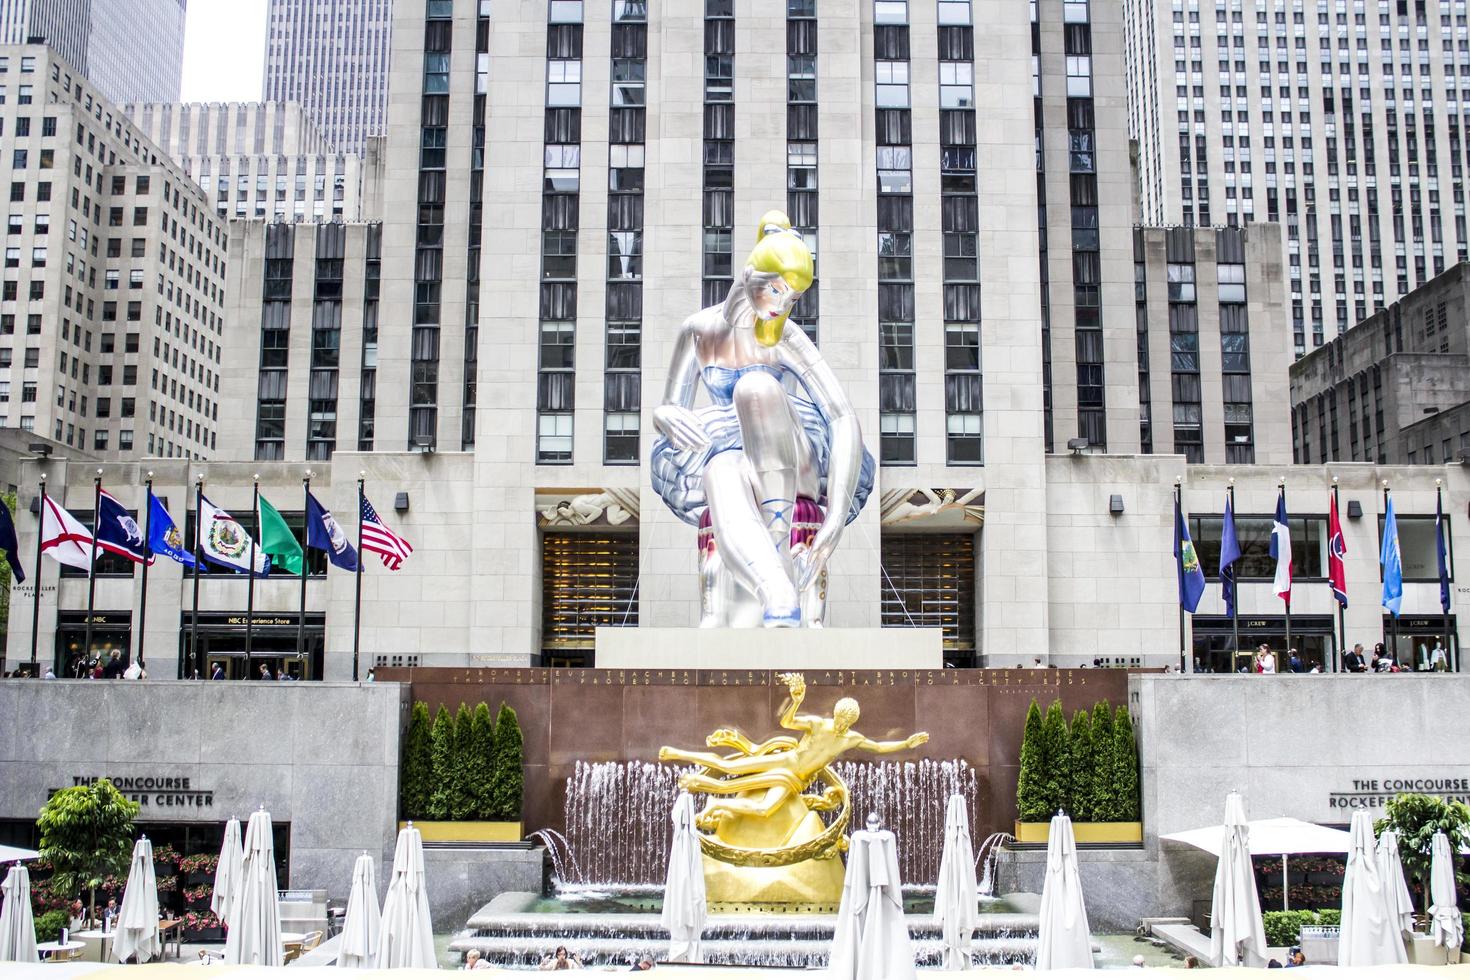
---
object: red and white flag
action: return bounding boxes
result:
[40,494,95,570]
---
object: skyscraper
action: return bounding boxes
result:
[262,0,393,154]
[0,0,186,103]
[1125,0,1470,355]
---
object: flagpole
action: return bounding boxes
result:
[138,472,153,671]
[82,470,102,668]
[1280,479,1291,668]
[30,474,45,668]
[1439,480,1451,674]
[297,470,310,666]
[352,472,364,682]
[190,475,203,679]
[1228,479,1240,660]
[1384,481,1397,663]
[245,476,259,662]
[1333,478,1345,674]
[1176,477,1187,674]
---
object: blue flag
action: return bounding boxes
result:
[1175,494,1207,613]
[1436,493,1451,614]
[0,496,23,583]
[147,492,196,568]
[94,490,149,564]
[305,491,358,572]
[1219,494,1241,618]
[1381,493,1403,616]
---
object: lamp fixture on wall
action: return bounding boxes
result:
[1109,494,1125,516]
[394,492,410,513]
[1346,499,1363,520]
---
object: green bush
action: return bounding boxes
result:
[37,779,139,923]
[1263,909,1340,947]
[1040,700,1071,819]
[466,702,497,820]
[400,701,433,820]
[427,705,455,820]
[1016,699,1048,822]
[1089,700,1116,819]
[1110,705,1140,822]
[1068,709,1095,822]
[1374,793,1470,914]
[33,909,68,944]
[448,703,477,820]
[490,702,524,821]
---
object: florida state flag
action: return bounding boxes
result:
[1328,493,1348,607]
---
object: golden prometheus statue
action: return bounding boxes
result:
[658,672,928,907]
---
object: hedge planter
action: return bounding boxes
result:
[1014,820,1143,845]
[401,820,523,843]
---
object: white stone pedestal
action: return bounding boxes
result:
[593,626,945,670]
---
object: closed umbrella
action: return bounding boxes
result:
[375,824,434,969]
[1376,828,1415,934]
[1339,808,1406,966]
[1428,831,1464,955]
[1035,812,1094,970]
[659,792,706,963]
[829,819,916,980]
[0,863,37,963]
[934,794,978,970]
[224,807,282,966]
[337,853,381,969]
[1208,792,1267,968]
[113,837,160,963]
[211,817,243,927]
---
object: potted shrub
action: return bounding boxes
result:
[1013,699,1143,844]
[402,700,525,842]
[36,779,139,926]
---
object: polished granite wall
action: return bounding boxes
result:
[380,666,1134,844]
[0,679,404,902]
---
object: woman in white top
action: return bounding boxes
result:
[1256,645,1278,674]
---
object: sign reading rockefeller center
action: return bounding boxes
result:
[50,775,215,808]
[1327,775,1470,810]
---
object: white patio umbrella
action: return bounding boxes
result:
[1338,808,1406,967]
[1375,828,1415,934]
[1163,815,1353,911]
[659,792,706,963]
[224,807,283,966]
[1207,792,1267,968]
[0,862,38,963]
[375,824,434,969]
[1035,812,1094,970]
[829,820,916,980]
[934,794,978,970]
[113,837,160,963]
[1428,831,1464,955]
[211,817,243,927]
[0,847,38,865]
[337,853,381,969]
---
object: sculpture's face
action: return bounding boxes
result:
[748,273,802,323]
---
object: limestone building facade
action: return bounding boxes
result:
[0,44,227,460]
[0,0,186,104]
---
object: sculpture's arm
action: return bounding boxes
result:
[777,672,812,732]
[780,328,862,590]
[651,319,710,452]
[855,731,929,754]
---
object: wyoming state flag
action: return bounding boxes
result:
[1174,494,1207,613]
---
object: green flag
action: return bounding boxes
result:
[258,495,303,575]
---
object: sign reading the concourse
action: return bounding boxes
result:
[50,775,215,808]
[1328,775,1470,810]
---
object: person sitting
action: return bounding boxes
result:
[463,949,490,970]
[630,957,654,971]
[1183,955,1199,968]
[1286,947,1306,967]
[540,946,581,970]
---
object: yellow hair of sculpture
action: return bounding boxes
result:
[746,210,814,346]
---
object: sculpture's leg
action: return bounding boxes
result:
[731,372,818,556]
[696,785,792,827]
[704,453,801,626]
[660,743,793,775]
[698,542,728,628]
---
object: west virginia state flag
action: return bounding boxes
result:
[1174,494,1207,613]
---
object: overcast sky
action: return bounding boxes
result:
[180,0,268,102]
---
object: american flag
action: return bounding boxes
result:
[360,494,413,570]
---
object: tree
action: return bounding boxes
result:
[1068,708,1094,822]
[400,701,434,819]
[1110,705,1140,822]
[463,702,497,820]
[37,779,139,925]
[490,702,524,821]
[449,703,476,820]
[1375,793,1470,913]
[427,705,455,820]
[1015,698,1048,821]
[1089,700,1116,819]
[1040,699,1071,819]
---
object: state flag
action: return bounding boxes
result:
[94,489,150,564]
[147,492,195,568]
[40,494,94,570]
[306,491,358,572]
[198,495,269,576]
